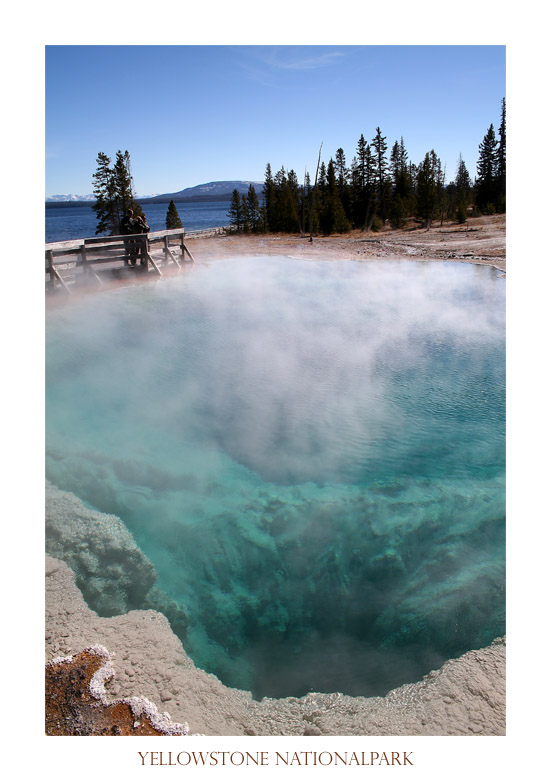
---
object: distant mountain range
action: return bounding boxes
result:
[141,180,262,203]
[46,193,97,202]
[46,180,262,204]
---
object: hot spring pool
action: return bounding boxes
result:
[45,256,505,699]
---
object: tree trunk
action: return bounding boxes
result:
[309,143,323,242]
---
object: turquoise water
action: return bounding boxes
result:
[45,257,505,698]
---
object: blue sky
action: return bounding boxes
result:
[46,44,505,197]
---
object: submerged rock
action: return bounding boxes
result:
[45,480,156,615]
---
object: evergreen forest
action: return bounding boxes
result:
[227,99,505,236]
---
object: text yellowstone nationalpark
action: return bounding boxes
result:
[138,751,414,767]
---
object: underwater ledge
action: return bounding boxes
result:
[45,484,505,736]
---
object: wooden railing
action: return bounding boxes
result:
[45,228,195,294]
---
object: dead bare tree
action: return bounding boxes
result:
[309,142,323,242]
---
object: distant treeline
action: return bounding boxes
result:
[140,193,235,205]
[46,201,97,209]
[228,99,506,236]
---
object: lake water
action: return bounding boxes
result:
[45,200,231,243]
[45,257,505,699]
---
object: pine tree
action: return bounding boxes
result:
[355,135,370,189]
[476,124,498,213]
[390,138,411,198]
[262,163,276,231]
[241,194,250,233]
[315,161,328,230]
[92,152,118,235]
[371,127,390,224]
[496,98,506,212]
[319,159,350,235]
[113,150,142,223]
[455,153,471,195]
[431,151,447,225]
[299,169,310,237]
[416,151,439,229]
[454,153,472,223]
[285,169,301,233]
[334,147,350,221]
[246,184,261,232]
[334,148,348,194]
[390,140,402,189]
[228,189,243,232]
[389,194,407,229]
[166,199,183,229]
[456,198,468,224]
[350,135,375,229]
[389,137,413,227]
[273,166,288,231]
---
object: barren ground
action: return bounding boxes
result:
[185,214,506,272]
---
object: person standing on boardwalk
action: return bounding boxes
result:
[120,208,138,266]
[135,213,150,267]
[136,213,149,233]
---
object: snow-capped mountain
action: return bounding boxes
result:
[140,181,263,203]
[46,193,96,202]
[46,192,160,202]
[175,181,262,198]
[46,181,263,203]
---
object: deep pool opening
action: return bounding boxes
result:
[46,256,505,699]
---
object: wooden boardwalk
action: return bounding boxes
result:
[45,228,197,294]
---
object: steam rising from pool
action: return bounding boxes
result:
[46,257,505,698]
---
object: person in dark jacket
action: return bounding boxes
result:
[135,214,150,266]
[120,208,138,266]
[119,208,136,235]
[136,214,149,233]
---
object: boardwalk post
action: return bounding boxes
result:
[183,243,196,263]
[180,235,195,263]
[47,248,72,294]
[163,236,170,265]
[146,251,162,276]
[163,236,181,269]
[139,235,149,272]
[80,245,103,285]
[80,245,87,276]
[47,249,55,284]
